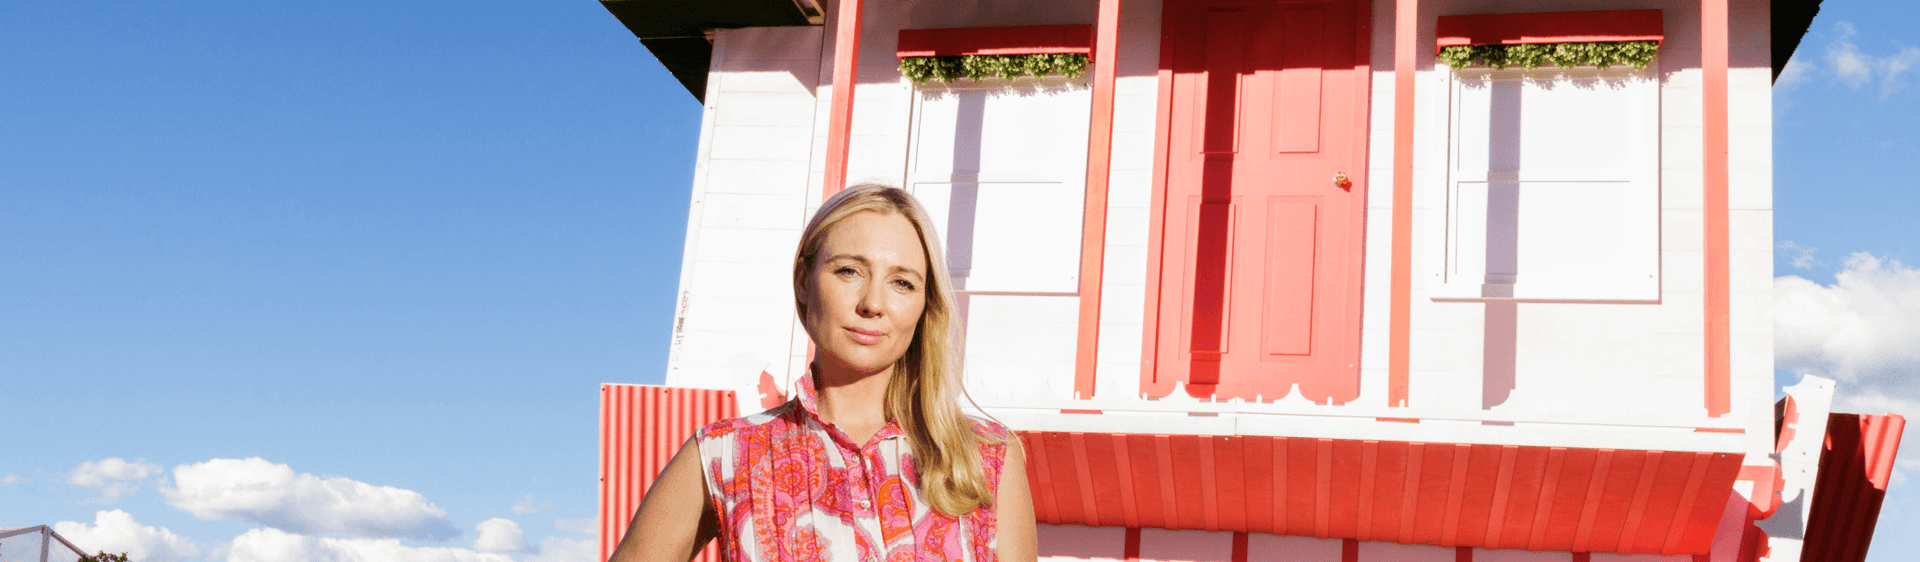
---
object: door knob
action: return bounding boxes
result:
[1333,172,1352,189]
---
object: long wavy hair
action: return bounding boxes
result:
[792,183,1000,517]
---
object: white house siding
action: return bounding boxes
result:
[1355,0,1774,440]
[664,26,823,407]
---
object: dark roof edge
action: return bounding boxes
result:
[1772,0,1824,83]
[598,0,822,101]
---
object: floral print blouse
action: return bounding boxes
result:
[695,375,1010,562]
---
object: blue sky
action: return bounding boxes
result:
[3,1,1918,561]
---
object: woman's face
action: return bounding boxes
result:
[803,210,929,379]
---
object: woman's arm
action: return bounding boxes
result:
[609,438,718,562]
[995,440,1038,562]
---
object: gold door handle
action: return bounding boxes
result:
[1333,172,1352,189]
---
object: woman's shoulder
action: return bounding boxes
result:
[695,400,799,442]
[966,415,1013,442]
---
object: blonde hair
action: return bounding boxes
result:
[792,183,1001,517]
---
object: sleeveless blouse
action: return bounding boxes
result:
[695,375,1011,562]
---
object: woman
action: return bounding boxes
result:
[612,184,1037,562]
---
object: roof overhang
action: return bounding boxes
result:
[1015,429,1746,555]
[598,0,1825,99]
[596,0,824,101]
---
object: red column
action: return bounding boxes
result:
[821,0,865,201]
[1388,0,1418,408]
[1073,0,1124,399]
[1702,0,1731,417]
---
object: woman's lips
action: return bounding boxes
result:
[845,326,884,345]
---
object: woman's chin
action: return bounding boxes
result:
[820,348,899,378]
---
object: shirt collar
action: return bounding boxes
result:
[796,370,905,443]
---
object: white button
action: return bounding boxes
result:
[857,499,871,509]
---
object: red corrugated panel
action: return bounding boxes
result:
[599,385,739,562]
[1016,431,1745,555]
[1802,413,1907,562]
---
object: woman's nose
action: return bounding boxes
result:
[855,282,883,318]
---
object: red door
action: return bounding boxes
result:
[1145,0,1369,403]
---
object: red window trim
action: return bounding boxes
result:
[1435,9,1664,53]
[896,25,1094,58]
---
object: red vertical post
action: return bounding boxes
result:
[1388,0,1418,408]
[1701,0,1731,417]
[822,0,865,201]
[1073,0,1124,399]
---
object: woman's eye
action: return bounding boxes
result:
[835,266,858,277]
[893,279,917,291]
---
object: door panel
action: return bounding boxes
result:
[1147,0,1368,403]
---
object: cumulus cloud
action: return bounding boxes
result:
[1776,54,1817,91]
[161,457,459,541]
[224,528,513,562]
[1776,252,1920,459]
[521,536,596,562]
[53,510,203,562]
[68,458,162,503]
[1777,240,1819,270]
[511,494,550,515]
[2,473,26,486]
[472,519,526,553]
[553,518,594,535]
[1821,21,1920,99]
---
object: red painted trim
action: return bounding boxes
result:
[821,0,864,201]
[1123,527,1142,561]
[1399,442,1424,544]
[1357,441,1379,541]
[1660,453,1714,554]
[1434,10,1664,52]
[1805,413,1908,561]
[1316,439,1335,538]
[1072,0,1122,399]
[895,25,1094,58]
[1231,532,1250,562]
[1483,446,1519,547]
[1456,546,1473,562]
[1526,448,1567,550]
[1695,427,1744,433]
[1571,449,1613,553]
[1342,539,1360,562]
[1388,0,1417,408]
[1113,434,1140,528]
[1701,0,1732,418]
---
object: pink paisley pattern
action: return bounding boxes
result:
[696,375,1009,562]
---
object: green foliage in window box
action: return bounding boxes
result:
[1438,41,1660,71]
[899,53,1090,84]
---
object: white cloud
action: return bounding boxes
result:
[472,519,525,553]
[2,473,26,486]
[68,458,162,503]
[1776,252,1920,468]
[161,457,459,541]
[224,528,513,562]
[553,518,594,536]
[1820,21,1920,99]
[1776,54,1817,90]
[1827,22,1874,90]
[521,536,596,562]
[511,494,549,515]
[53,510,203,562]
[1879,46,1920,100]
[1777,240,1818,270]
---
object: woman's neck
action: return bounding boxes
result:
[811,361,894,445]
